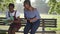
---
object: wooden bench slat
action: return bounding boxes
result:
[0,30,56,33]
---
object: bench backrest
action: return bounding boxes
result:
[0,17,57,28]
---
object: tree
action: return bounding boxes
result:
[0,0,15,12]
[48,0,60,14]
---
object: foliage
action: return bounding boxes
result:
[0,0,15,12]
[48,0,60,14]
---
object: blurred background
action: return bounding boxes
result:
[0,0,60,34]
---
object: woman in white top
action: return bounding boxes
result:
[6,3,21,34]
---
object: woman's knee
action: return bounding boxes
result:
[8,28,12,32]
[8,29,12,34]
[8,30,11,33]
[24,27,26,32]
[13,28,19,32]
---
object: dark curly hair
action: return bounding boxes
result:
[8,3,15,8]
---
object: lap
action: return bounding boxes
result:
[8,23,21,31]
[24,22,31,29]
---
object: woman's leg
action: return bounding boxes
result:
[24,22,32,34]
[8,27,20,34]
[8,23,20,34]
[8,27,12,34]
[30,20,40,34]
[11,28,19,34]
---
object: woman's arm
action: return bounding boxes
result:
[29,8,40,22]
[24,8,27,20]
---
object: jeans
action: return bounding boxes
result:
[24,19,40,34]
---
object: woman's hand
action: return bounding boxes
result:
[13,17,20,23]
[13,20,20,23]
[29,17,38,23]
[29,19,33,23]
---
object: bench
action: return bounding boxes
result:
[0,17,57,34]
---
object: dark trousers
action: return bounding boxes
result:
[24,20,40,34]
